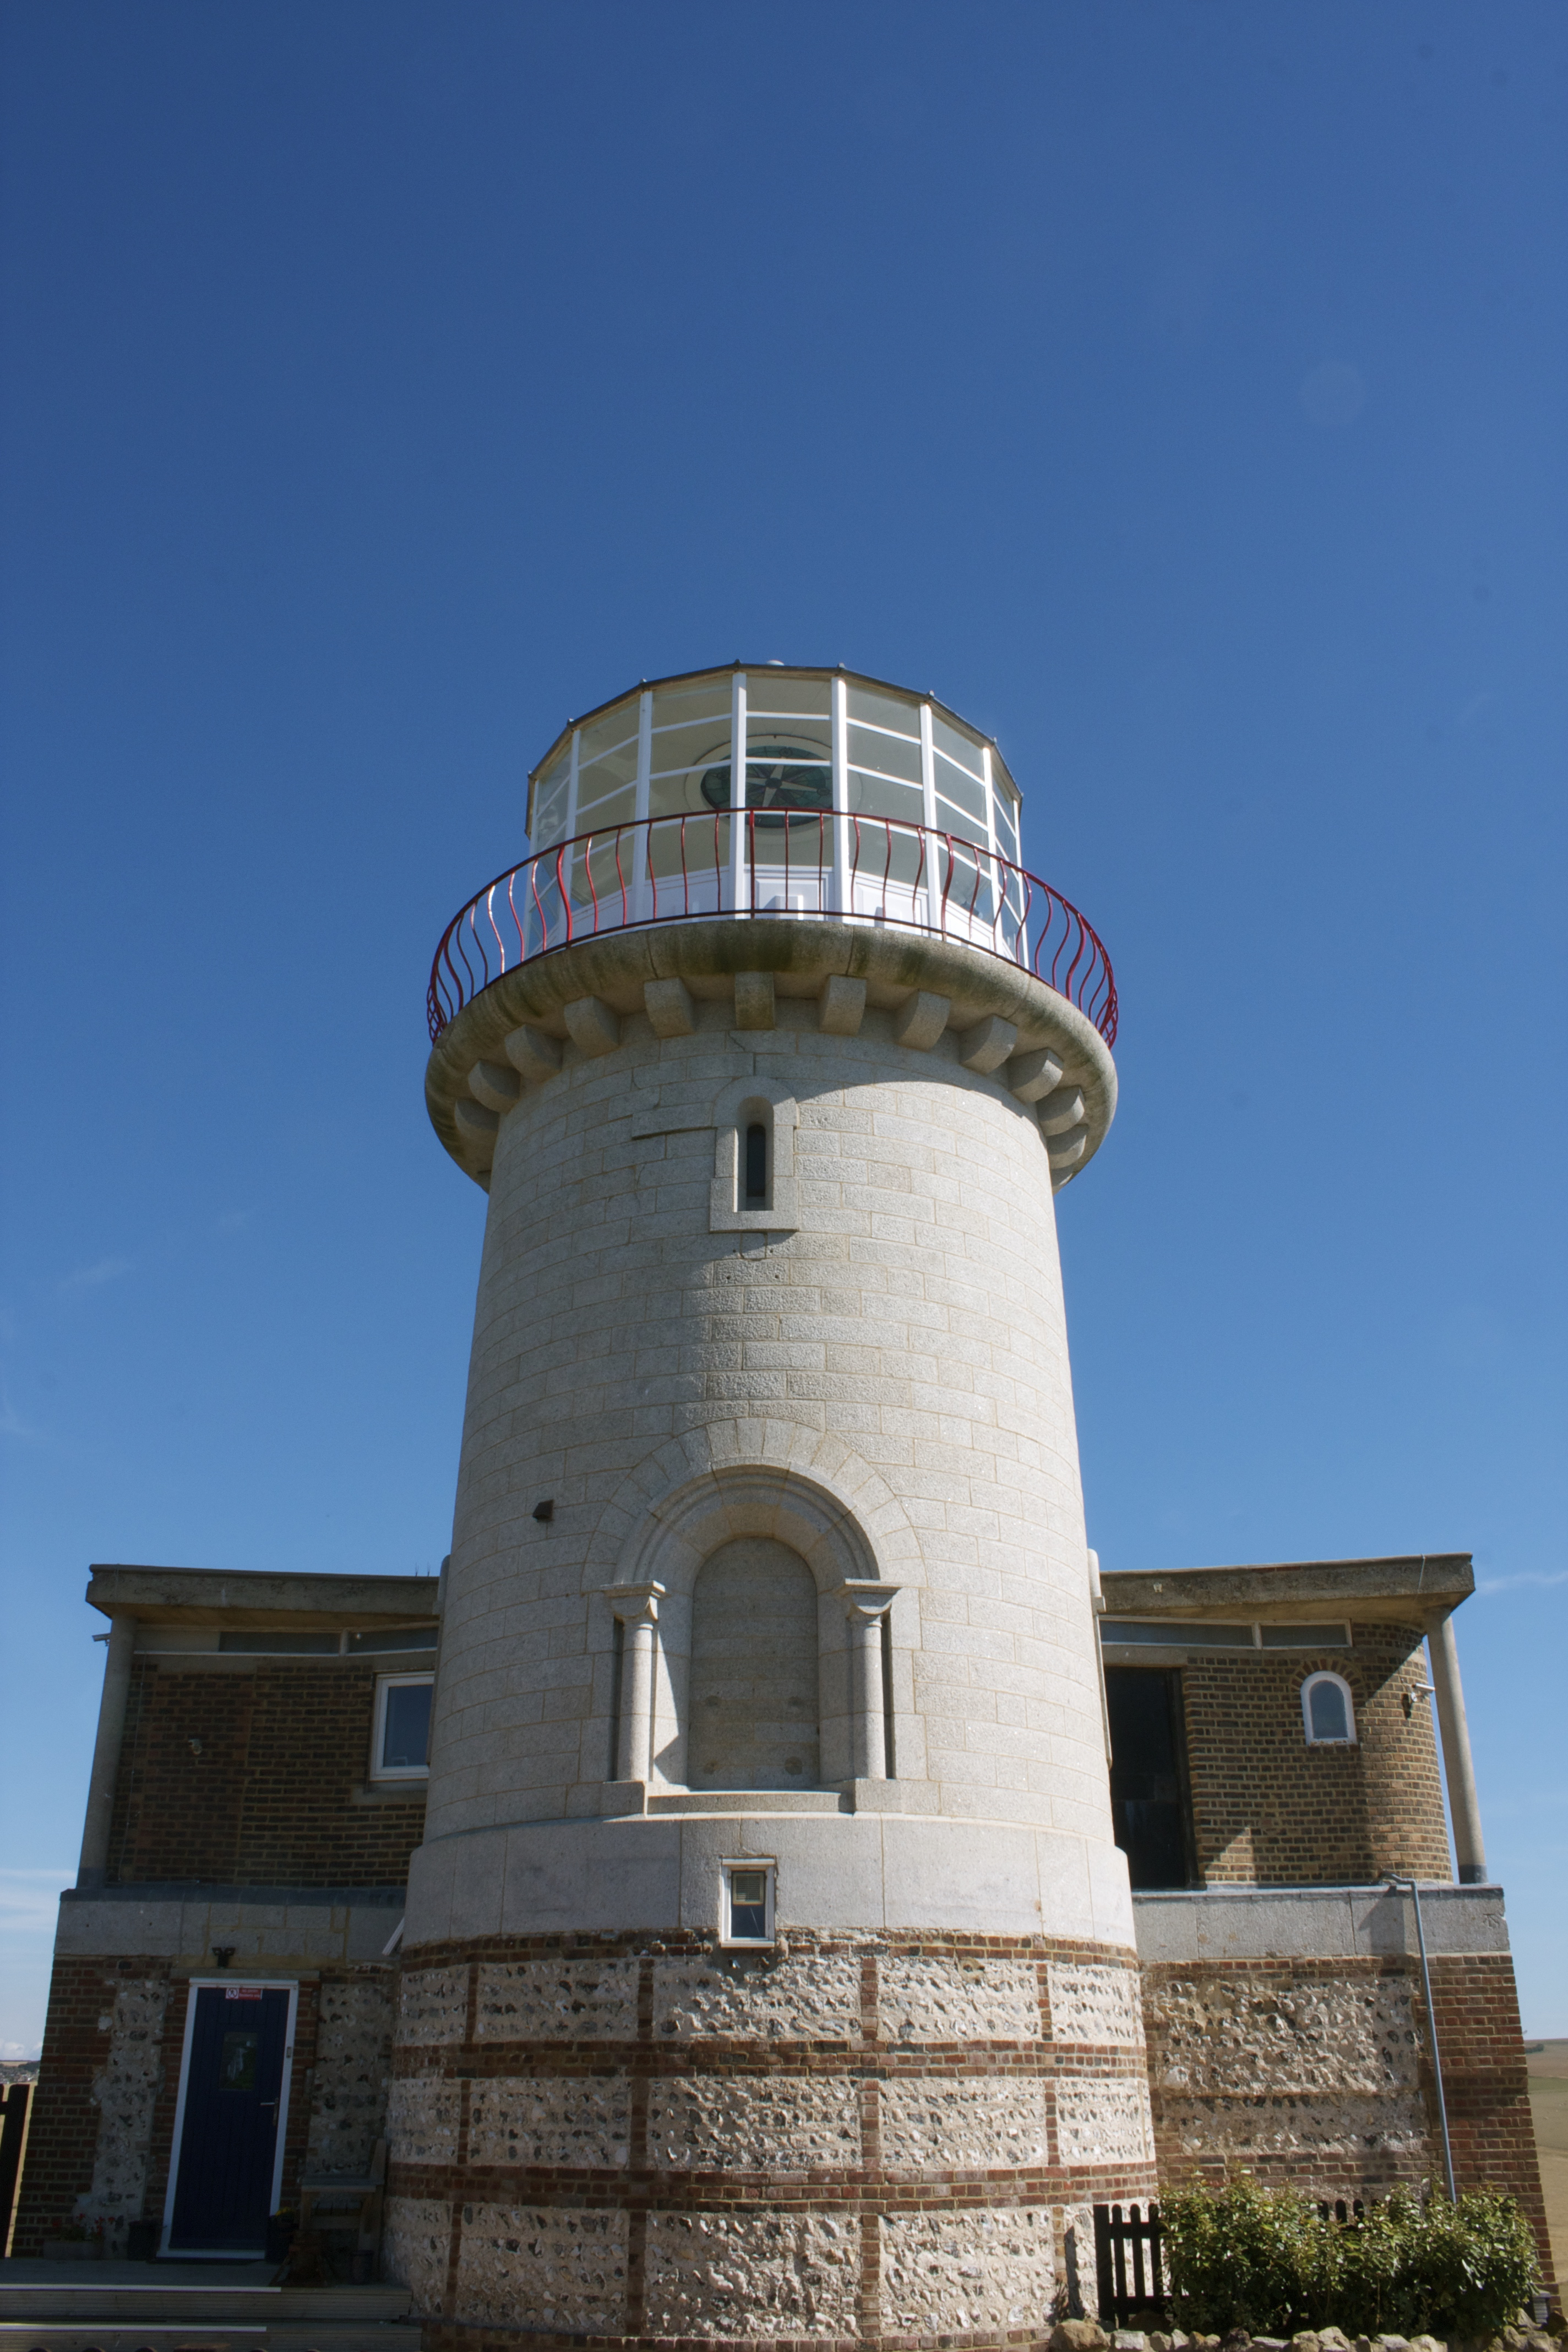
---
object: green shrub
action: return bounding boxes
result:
[1161,2175,1540,2342]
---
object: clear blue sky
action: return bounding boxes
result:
[2,1,1564,2054]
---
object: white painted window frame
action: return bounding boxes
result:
[162,1977,299,2256]
[1301,1669,1357,1746]
[371,1669,434,1781]
[720,1858,776,1948]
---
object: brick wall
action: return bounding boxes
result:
[1181,1625,1449,1884]
[13,1951,398,2253]
[107,1660,427,1888]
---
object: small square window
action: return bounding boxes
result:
[722,1862,775,1946]
[373,1673,433,1779]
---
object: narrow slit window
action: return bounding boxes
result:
[744,1123,767,1202]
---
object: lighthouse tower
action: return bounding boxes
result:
[391,666,1152,2349]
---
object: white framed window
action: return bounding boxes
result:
[721,1860,775,1947]
[1302,1671,1356,1747]
[372,1673,433,1779]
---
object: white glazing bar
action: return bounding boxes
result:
[564,729,580,840]
[729,671,747,915]
[831,673,850,915]
[981,742,1002,947]
[919,700,939,930]
[635,690,653,921]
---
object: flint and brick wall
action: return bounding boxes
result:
[1180,1627,1449,1885]
[106,1658,427,1888]
[12,1951,398,2254]
[386,1931,1156,2347]
[1139,1951,1554,2289]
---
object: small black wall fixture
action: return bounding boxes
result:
[533,1499,555,1523]
[211,1946,236,1969]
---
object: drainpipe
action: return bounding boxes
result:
[77,1612,137,1893]
[1388,1872,1456,2201]
[1426,1610,1488,1885]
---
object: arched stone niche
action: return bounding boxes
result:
[602,1467,897,1793]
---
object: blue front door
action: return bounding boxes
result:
[168,1986,290,2252]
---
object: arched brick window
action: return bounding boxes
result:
[1302,1669,1356,1746]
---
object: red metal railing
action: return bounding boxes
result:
[426,810,1117,1047]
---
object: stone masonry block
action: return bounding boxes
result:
[563,997,622,1057]
[652,1952,862,2042]
[647,2073,858,2171]
[1007,1047,1065,1102]
[454,1098,499,1146]
[733,970,776,1029]
[456,2204,628,2332]
[880,2207,1055,2331]
[881,2074,1049,2170]
[474,1957,639,2040]
[817,974,867,1035]
[1037,1084,1087,1135]
[645,2211,858,2338]
[385,2073,460,2166]
[892,990,951,1049]
[469,1060,522,1113]
[468,2073,630,2167]
[878,1954,1041,2043]
[958,1014,1019,1073]
[396,1967,468,2046]
[383,2196,451,2316]
[1047,1961,1145,2048]
[1054,2076,1155,2164]
[503,1024,562,1082]
[644,977,696,1036]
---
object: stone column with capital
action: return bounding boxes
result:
[607,1582,663,1786]
[836,1581,898,1782]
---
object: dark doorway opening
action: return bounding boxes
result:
[1106,1667,1196,1890]
[167,1984,291,2252]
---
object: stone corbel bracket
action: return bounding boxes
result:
[426,916,1115,1195]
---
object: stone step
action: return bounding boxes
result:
[0,2331,422,2352]
[0,2289,411,2324]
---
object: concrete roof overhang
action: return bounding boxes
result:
[1099,1551,1474,1631]
[85,1562,440,1630]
